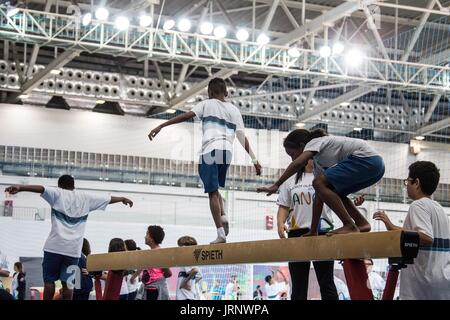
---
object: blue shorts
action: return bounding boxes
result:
[324,155,385,196]
[42,251,79,284]
[198,150,231,193]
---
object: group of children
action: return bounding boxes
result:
[3,77,449,300]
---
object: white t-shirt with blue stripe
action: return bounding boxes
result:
[400,197,450,299]
[191,99,245,155]
[41,187,110,258]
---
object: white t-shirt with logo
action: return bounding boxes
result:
[191,99,245,155]
[176,266,202,300]
[400,197,450,300]
[126,274,140,294]
[41,187,110,258]
[304,136,379,176]
[277,173,334,231]
[265,282,286,300]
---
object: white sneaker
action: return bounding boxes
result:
[221,215,229,236]
[210,236,226,244]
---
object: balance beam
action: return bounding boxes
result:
[87,231,419,271]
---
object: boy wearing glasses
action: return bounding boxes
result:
[373,161,450,300]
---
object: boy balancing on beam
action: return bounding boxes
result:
[148,78,262,244]
[257,129,384,235]
[4,175,133,300]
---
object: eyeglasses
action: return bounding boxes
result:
[403,178,415,186]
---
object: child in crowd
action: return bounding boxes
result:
[4,175,133,300]
[149,78,262,243]
[12,262,26,300]
[176,236,202,300]
[373,161,450,299]
[124,239,141,300]
[73,238,93,300]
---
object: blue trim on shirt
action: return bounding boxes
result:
[51,209,88,226]
[419,237,450,252]
[202,116,237,131]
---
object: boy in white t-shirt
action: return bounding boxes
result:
[373,161,450,300]
[176,236,202,300]
[4,175,133,300]
[149,78,261,243]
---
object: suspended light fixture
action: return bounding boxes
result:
[177,18,191,32]
[200,21,214,35]
[319,45,331,58]
[163,19,175,30]
[288,47,301,58]
[95,7,109,21]
[256,33,270,45]
[139,15,153,27]
[115,16,130,30]
[235,28,249,41]
[213,25,227,39]
[82,12,92,26]
[332,42,345,55]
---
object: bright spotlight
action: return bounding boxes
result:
[163,19,175,30]
[139,15,152,27]
[235,28,249,41]
[288,47,301,58]
[345,49,364,66]
[213,26,227,39]
[95,7,109,21]
[415,136,425,141]
[353,127,363,132]
[200,21,213,35]
[256,33,270,45]
[332,42,345,55]
[319,45,331,58]
[295,122,305,128]
[115,16,130,30]
[82,13,92,26]
[166,109,176,114]
[177,18,191,32]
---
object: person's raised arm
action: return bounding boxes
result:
[148,111,196,141]
[256,151,315,196]
[109,196,133,207]
[4,185,44,195]
[236,131,261,176]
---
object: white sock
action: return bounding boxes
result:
[217,227,226,238]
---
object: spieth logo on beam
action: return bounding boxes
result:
[193,248,224,262]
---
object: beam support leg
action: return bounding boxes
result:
[342,259,373,300]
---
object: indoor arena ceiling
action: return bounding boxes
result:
[0,0,450,142]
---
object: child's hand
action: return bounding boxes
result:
[353,194,365,206]
[256,184,278,196]
[148,126,162,141]
[254,162,262,176]
[122,198,133,207]
[4,186,21,194]
[277,223,288,239]
[373,211,394,230]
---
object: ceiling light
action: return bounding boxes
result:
[415,136,425,141]
[95,99,106,104]
[332,42,345,55]
[95,7,109,21]
[163,19,175,30]
[340,102,350,107]
[256,33,270,45]
[295,122,305,128]
[82,12,92,26]
[200,21,213,35]
[345,49,364,66]
[288,47,301,58]
[139,15,152,28]
[18,94,29,99]
[319,45,331,58]
[177,18,191,32]
[353,127,363,132]
[235,28,249,41]
[166,109,176,114]
[115,16,130,30]
[50,69,61,75]
[213,25,227,39]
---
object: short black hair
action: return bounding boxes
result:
[264,275,272,283]
[408,161,440,195]
[124,239,137,251]
[208,78,227,96]
[58,175,74,190]
[147,225,165,245]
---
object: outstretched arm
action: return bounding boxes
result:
[236,131,261,175]
[373,211,433,245]
[110,196,133,207]
[148,111,196,140]
[256,151,315,195]
[5,185,44,194]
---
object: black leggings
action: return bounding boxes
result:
[288,228,338,300]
